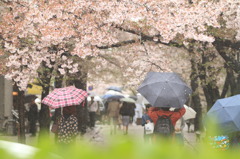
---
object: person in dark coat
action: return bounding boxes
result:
[28,99,39,136]
[119,102,135,135]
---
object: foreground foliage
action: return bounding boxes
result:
[0,133,239,159]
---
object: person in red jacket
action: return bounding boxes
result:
[147,107,186,127]
[147,107,186,142]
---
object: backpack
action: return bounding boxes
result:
[154,115,174,136]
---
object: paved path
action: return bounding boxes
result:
[0,123,198,149]
[83,123,197,148]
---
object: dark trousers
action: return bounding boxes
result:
[89,112,96,128]
[29,121,37,136]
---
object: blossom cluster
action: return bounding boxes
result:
[0,0,239,90]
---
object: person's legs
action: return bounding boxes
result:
[92,112,96,127]
[109,117,114,135]
[125,125,128,135]
[29,121,36,136]
[113,117,119,135]
[113,124,117,135]
[89,112,96,128]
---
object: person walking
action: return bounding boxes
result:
[28,99,39,137]
[88,96,99,128]
[147,107,186,141]
[174,117,185,145]
[142,104,153,143]
[119,102,135,135]
[57,106,78,144]
[107,99,121,135]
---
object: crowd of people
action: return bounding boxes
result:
[23,93,240,150]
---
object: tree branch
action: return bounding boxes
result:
[97,26,184,49]
[97,54,121,68]
[97,39,137,49]
[213,37,240,73]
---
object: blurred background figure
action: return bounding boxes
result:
[27,99,38,137]
[88,96,100,129]
[142,104,153,143]
[174,116,185,145]
[134,94,147,125]
[107,99,121,135]
[119,101,135,135]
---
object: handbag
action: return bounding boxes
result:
[144,122,154,134]
[51,123,58,133]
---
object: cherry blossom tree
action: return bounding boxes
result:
[1,0,238,90]
[1,0,240,142]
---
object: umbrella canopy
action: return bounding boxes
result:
[42,86,88,108]
[137,72,192,108]
[24,94,38,104]
[107,86,122,92]
[102,90,126,99]
[206,95,240,134]
[183,105,196,120]
[120,97,136,103]
[105,90,124,96]
[87,95,102,102]
[105,95,124,101]
[129,96,137,101]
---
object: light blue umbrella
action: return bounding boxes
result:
[107,86,122,92]
[207,94,240,134]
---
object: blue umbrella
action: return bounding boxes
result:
[107,86,122,92]
[207,94,240,134]
[102,94,114,99]
[102,94,124,100]
[106,95,124,101]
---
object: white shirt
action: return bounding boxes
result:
[88,101,99,112]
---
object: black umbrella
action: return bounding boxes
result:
[137,72,192,108]
[24,95,38,104]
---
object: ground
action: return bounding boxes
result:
[0,123,197,149]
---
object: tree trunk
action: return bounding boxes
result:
[198,52,220,110]
[236,73,240,94]
[197,54,213,110]
[38,64,53,137]
[220,67,230,98]
[38,86,51,137]
[16,87,26,143]
[189,50,203,132]
[74,77,88,134]
[72,58,89,134]
[228,69,238,96]
[213,38,240,73]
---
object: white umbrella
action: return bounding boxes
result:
[183,105,196,120]
[105,90,125,96]
[120,97,136,103]
[87,95,102,102]
[136,94,149,105]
